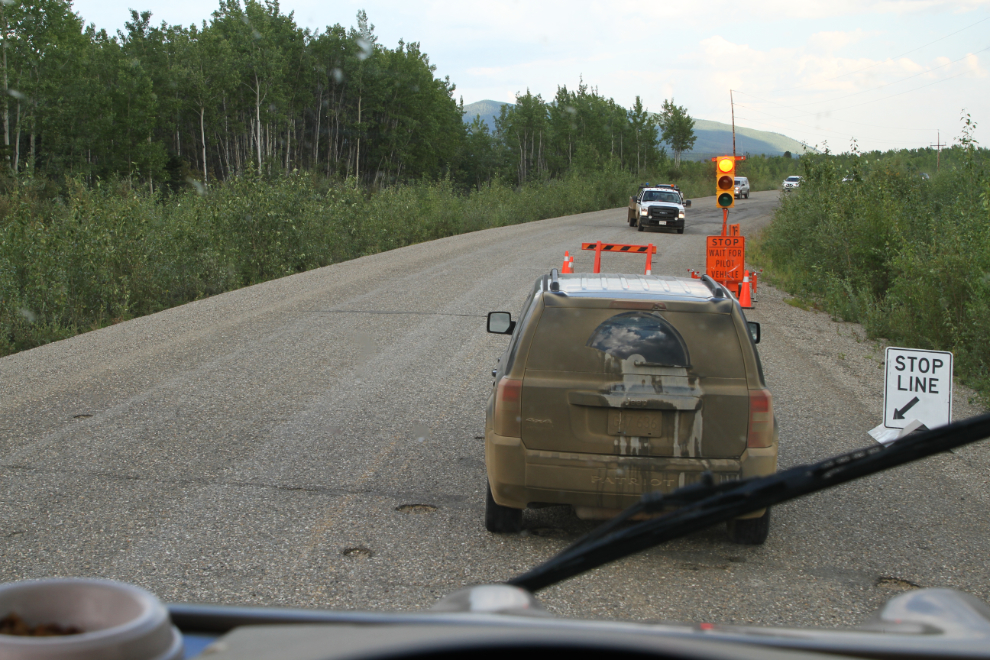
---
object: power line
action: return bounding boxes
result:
[769,14,990,94]
[720,17,990,148]
[733,42,988,135]
[786,47,982,108]
[732,93,934,132]
[736,108,928,145]
[734,104,943,147]
[820,56,986,113]
[931,130,947,172]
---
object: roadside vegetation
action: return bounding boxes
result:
[753,120,990,404]
[0,168,640,356]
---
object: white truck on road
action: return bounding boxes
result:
[627,184,691,234]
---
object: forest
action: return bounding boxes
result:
[0,0,680,190]
[0,0,704,358]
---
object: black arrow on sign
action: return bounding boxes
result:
[894,397,920,420]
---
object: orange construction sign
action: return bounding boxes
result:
[706,235,745,284]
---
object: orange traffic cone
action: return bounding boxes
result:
[738,271,753,309]
[561,251,572,274]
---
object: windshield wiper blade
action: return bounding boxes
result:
[508,412,990,593]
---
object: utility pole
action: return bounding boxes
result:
[730,90,737,158]
[929,130,945,173]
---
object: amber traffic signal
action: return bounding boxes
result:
[716,156,735,208]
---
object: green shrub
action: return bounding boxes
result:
[752,142,990,405]
[0,167,640,357]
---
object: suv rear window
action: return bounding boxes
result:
[586,312,689,366]
[525,307,746,377]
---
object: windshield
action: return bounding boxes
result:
[642,190,680,203]
[2,0,987,651]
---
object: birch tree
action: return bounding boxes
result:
[658,98,696,168]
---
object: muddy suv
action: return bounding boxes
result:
[485,270,778,543]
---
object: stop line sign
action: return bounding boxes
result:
[883,347,953,430]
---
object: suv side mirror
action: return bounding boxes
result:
[488,312,515,335]
[684,199,691,208]
[747,321,761,344]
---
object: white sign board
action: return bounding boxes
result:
[883,347,953,430]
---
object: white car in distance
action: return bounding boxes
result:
[782,175,802,192]
[734,176,750,199]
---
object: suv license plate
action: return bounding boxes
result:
[608,410,664,437]
[656,220,666,226]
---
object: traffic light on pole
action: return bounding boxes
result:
[716,156,735,209]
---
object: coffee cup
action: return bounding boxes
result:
[0,578,182,660]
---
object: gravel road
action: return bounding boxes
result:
[1,190,987,628]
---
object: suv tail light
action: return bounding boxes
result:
[747,389,774,448]
[494,377,522,437]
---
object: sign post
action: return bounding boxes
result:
[873,347,953,444]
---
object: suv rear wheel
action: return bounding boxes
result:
[727,508,770,544]
[485,482,522,533]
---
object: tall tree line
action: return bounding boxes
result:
[0,0,685,190]
[465,81,669,188]
[0,1,465,188]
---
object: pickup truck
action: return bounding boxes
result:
[627,184,691,234]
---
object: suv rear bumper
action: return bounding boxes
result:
[486,432,777,511]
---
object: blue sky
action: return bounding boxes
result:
[71,0,989,153]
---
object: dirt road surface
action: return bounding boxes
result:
[1,190,987,627]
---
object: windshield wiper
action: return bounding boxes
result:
[509,412,990,593]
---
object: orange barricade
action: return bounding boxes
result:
[580,242,656,275]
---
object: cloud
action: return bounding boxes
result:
[677,30,988,151]
[961,52,989,76]
[808,29,878,53]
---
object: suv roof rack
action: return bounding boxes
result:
[699,274,727,299]
[542,268,566,295]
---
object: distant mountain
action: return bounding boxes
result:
[682,119,814,160]
[462,99,511,130]
[461,100,813,158]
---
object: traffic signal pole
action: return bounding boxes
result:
[730,90,737,159]
[709,154,749,296]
